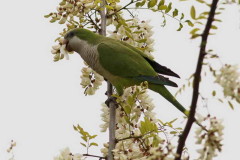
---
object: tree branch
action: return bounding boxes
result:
[83,154,106,159]
[100,1,117,160]
[175,0,219,159]
[106,0,140,17]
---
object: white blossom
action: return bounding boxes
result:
[108,17,155,59]
[80,66,104,95]
[99,84,170,159]
[215,64,240,103]
[53,147,84,160]
[195,115,224,160]
[51,37,73,62]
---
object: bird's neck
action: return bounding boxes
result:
[70,36,99,69]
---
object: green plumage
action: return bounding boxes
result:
[64,28,189,116]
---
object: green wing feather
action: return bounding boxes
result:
[98,41,157,77]
[97,41,177,87]
[119,40,180,78]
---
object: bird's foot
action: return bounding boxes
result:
[105,96,118,107]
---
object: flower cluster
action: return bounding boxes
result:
[53,148,83,160]
[80,66,104,95]
[7,140,16,153]
[100,83,182,159]
[7,140,17,160]
[100,82,156,132]
[51,37,74,62]
[45,0,97,25]
[147,144,179,160]
[215,64,240,103]
[108,17,155,59]
[195,115,224,160]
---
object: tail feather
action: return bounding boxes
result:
[149,84,189,116]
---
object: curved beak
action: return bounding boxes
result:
[62,39,73,52]
[62,39,68,45]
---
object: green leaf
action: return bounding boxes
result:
[228,101,234,110]
[172,9,178,17]
[190,6,196,19]
[140,117,157,134]
[212,90,216,96]
[175,127,183,130]
[124,105,131,114]
[81,136,88,142]
[158,5,167,10]
[59,17,67,24]
[148,0,157,8]
[165,2,172,13]
[169,118,178,124]
[170,131,178,134]
[158,0,165,6]
[217,98,223,103]
[125,31,133,39]
[196,0,205,3]
[73,125,78,131]
[177,23,183,31]
[190,28,200,34]
[89,135,98,139]
[180,13,184,20]
[59,0,66,5]
[185,20,194,27]
[44,14,52,18]
[137,39,147,43]
[106,5,114,10]
[136,0,146,7]
[80,143,87,147]
[211,25,218,29]
[90,142,98,147]
[197,16,207,20]
[50,18,57,23]
[214,19,222,22]
[124,116,130,123]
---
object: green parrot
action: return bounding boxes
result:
[63,28,188,115]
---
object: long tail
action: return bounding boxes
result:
[149,84,189,116]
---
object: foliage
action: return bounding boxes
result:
[73,124,98,153]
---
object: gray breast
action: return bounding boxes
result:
[69,36,100,72]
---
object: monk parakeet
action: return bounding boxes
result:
[63,28,188,115]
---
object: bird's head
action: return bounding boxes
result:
[63,28,97,52]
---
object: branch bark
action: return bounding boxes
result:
[175,0,219,159]
[100,1,116,160]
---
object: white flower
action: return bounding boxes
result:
[80,66,103,95]
[54,148,84,160]
[52,44,61,50]
[108,17,155,58]
[195,115,224,160]
[215,64,240,103]
[73,153,83,160]
[60,44,69,60]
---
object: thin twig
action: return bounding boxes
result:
[116,131,154,142]
[126,7,183,23]
[83,154,106,159]
[175,0,219,159]
[107,0,140,17]
[87,13,100,30]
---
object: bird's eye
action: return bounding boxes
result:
[69,32,74,37]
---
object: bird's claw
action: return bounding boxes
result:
[105,96,117,107]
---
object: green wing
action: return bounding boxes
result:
[119,40,180,78]
[98,41,177,87]
[98,41,156,78]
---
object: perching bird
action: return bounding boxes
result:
[63,28,188,115]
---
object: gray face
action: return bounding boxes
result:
[64,31,75,52]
